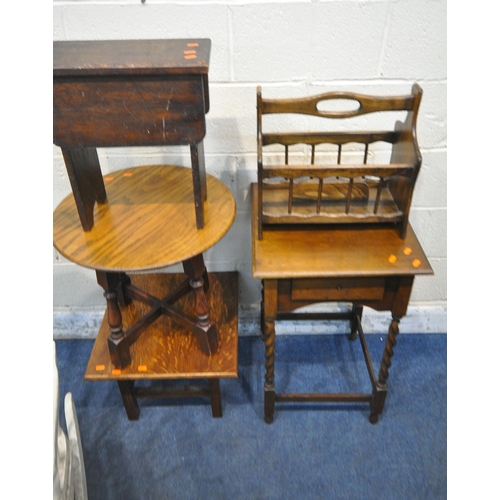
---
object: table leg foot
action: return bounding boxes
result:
[264,386,275,424]
[209,379,222,418]
[117,381,140,420]
[107,336,131,370]
[207,324,218,353]
[191,323,218,356]
[369,382,388,423]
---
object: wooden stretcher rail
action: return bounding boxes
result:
[262,163,414,178]
[262,130,398,146]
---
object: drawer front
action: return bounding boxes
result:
[291,277,386,302]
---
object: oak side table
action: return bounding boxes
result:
[251,184,433,424]
[54,39,212,230]
[84,272,238,420]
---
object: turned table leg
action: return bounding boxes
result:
[182,253,218,355]
[96,271,131,369]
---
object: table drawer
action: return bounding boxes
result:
[291,277,386,301]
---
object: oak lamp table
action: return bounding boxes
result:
[54,165,236,371]
[251,184,433,424]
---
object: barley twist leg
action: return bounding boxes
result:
[263,319,276,424]
[369,314,401,424]
[378,315,401,385]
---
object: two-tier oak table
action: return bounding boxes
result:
[251,184,433,424]
[54,165,237,419]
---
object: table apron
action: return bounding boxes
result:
[53,75,207,147]
[275,276,413,315]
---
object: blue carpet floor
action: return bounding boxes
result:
[55,333,446,500]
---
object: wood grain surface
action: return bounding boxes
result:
[53,39,211,76]
[53,165,236,272]
[85,272,238,381]
[251,184,432,279]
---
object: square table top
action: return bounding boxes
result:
[53,39,211,77]
[85,272,238,381]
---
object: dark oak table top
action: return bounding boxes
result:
[53,165,236,272]
[251,184,433,279]
[53,39,211,76]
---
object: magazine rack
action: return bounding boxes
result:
[256,84,423,239]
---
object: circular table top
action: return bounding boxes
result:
[53,165,236,272]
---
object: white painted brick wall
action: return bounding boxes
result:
[52,0,447,335]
